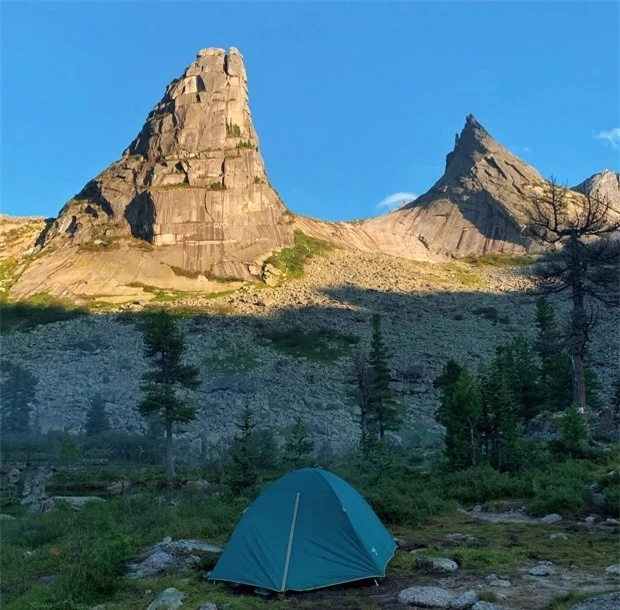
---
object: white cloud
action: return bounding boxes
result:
[377,191,418,211]
[594,128,620,149]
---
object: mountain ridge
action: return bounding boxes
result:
[3,47,617,303]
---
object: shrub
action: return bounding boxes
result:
[442,465,530,503]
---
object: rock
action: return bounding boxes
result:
[485,574,511,588]
[451,590,479,609]
[147,587,184,610]
[126,551,176,579]
[106,479,131,494]
[192,479,210,491]
[45,496,106,512]
[417,557,459,572]
[443,533,478,546]
[13,47,294,301]
[605,518,620,526]
[585,515,597,525]
[569,592,620,610]
[126,539,223,579]
[540,513,562,524]
[549,533,568,541]
[605,564,620,575]
[527,562,555,576]
[590,492,606,507]
[471,603,509,610]
[397,586,455,607]
[472,505,483,513]
[197,604,218,610]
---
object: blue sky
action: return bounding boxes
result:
[2,1,618,221]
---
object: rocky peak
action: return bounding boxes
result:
[572,170,620,212]
[12,47,294,301]
[127,47,257,159]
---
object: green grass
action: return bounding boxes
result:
[256,326,358,364]
[263,230,334,281]
[1,295,89,332]
[126,283,188,303]
[203,348,261,374]
[460,253,535,268]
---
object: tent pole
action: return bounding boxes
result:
[281,491,301,592]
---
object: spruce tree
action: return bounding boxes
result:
[434,359,463,423]
[496,335,541,421]
[367,314,401,439]
[1,361,37,435]
[85,393,110,436]
[285,416,314,467]
[349,348,373,451]
[480,360,522,471]
[438,366,482,469]
[224,406,258,495]
[560,402,588,455]
[138,311,200,476]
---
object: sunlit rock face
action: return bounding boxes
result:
[297,115,551,260]
[12,47,294,300]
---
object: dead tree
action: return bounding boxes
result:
[527,177,620,422]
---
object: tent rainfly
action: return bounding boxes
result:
[209,468,396,592]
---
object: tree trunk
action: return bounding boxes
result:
[165,420,175,477]
[569,231,588,419]
[469,419,476,466]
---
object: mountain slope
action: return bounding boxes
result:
[10,48,294,302]
[572,170,620,211]
[298,115,551,260]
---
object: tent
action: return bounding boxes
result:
[209,468,396,592]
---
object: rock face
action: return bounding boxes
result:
[298,115,549,260]
[11,47,294,300]
[573,170,620,211]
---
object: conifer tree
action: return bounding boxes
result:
[535,298,573,412]
[480,360,522,471]
[285,416,314,467]
[85,393,110,436]
[224,406,258,495]
[367,314,401,439]
[138,310,200,476]
[434,359,463,423]
[1,361,37,435]
[349,347,373,451]
[437,366,482,469]
[560,402,588,455]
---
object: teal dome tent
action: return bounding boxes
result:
[209,468,396,592]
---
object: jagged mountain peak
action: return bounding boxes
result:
[11,46,294,301]
[572,169,620,212]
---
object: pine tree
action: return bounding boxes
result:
[496,335,541,421]
[535,298,573,412]
[480,360,522,471]
[367,314,401,439]
[85,393,110,436]
[224,406,258,495]
[561,402,588,455]
[138,311,200,476]
[1,361,37,435]
[285,416,314,467]
[434,359,463,423]
[438,366,482,469]
[349,347,373,451]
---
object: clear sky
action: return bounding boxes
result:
[1,1,618,221]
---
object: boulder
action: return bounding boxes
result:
[397,586,455,607]
[471,603,509,610]
[540,513,562,524]
[451,590,479,609]
[45,496,106,512]
[418,557,459,572]
[197,605,218,610]
[527,562,555,576]
[604,564,620,575]
[126,551,177,579]
[569,592,620,610]
[549,533,568,541]
[147,587,184,610]
[485,574,511,588]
